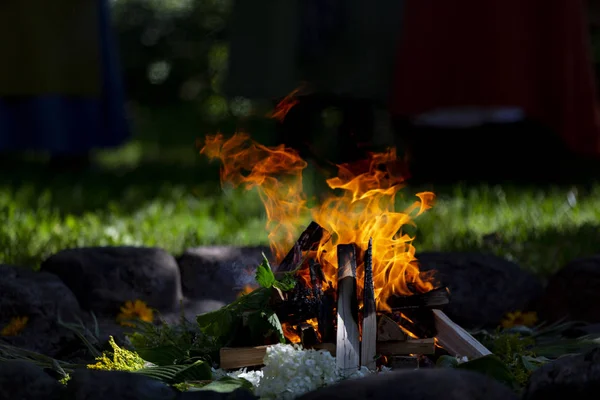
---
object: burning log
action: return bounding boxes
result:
[360,238,377,370]
[276,221,330,273]
[300,323,319,348]
[377,314,408,341]
[310,259,335,342]
[432,309,492,360]
[387,286,450,311]
[393,309,437,339]
[336,244,360,373]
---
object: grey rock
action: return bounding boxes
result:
[0,360,64,400]
[41,247,183,315]
[297,369,518,400]
[65,369,176,400]
[0,265,83,357]
[177,246,273,304]
[523,348,600,400]
[416,252,543,328]
[537,255,600,323]
[176,388,258,399]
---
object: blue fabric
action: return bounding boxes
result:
[0,0,129,154]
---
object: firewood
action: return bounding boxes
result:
[361,238,377,370]
[220,346,269,370]
[300,323,319,347]
[375,338,436,355]
[276,221,330,272]
[432,309,492,359]
[387,286,450,310]
[377,314,407,341]
[336,244,360,373]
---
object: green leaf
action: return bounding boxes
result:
[436,355,459,368]
[531,339,600,358]
[197,376,254,393]
[273,272,297,292]
[457,355,519,389]
[245,310,285,344]
[255,254,275,288]
[517,355,550,372]
[134,345,189,366]
[134,360,212,384]
[196,307,235,345]
[267,312,285,343]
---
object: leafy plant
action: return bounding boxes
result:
[196,255,295,348]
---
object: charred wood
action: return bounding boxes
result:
[276,221,330,273]
[387,286,450,311]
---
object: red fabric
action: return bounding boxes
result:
[389,0,600,157]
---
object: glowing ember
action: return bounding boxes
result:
[200,133,435,312]
[268,87,301,122]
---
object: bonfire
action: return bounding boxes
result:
[200,131,490,373]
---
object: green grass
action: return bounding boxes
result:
[1,108,599,277]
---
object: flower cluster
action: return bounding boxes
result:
[212,344,391,399]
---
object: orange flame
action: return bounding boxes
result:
[200,133,435,312]
[268,87,301,122]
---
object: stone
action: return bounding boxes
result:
[0,265,83,357]
[177,246,273,305]
[537,255,600,323]
[0,360,64,400]
[296,369,519,400]
[65,369,176,400]
[523,348,600,400]
[40,247,183,316]
[175,388,258,399]
[416,252,543,329]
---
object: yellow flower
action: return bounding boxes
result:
[116,300,154,327]
[1,316,29,336]
[501,311,538,329]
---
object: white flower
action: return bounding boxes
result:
[214,344,393,399]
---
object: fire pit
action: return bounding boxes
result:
[200,133,491,372]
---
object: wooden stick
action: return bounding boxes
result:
[377,314,408,341]
[220,346,269,370]
[361,238,377,370]
[336,244,360,373]
[276,221,329,272]
[387,286,450,311]
[432,309,492,360]
[376,338,436,355]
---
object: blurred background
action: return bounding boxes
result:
[1,0,600,281]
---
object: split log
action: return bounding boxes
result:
[276,221,330,272]
[220,346,269,370]
[387,286,450,310]
[376,338,436,355]
[377,314,407,341]
[432,309,492,360]
[361,238,377,370]
[336,244,360,373]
